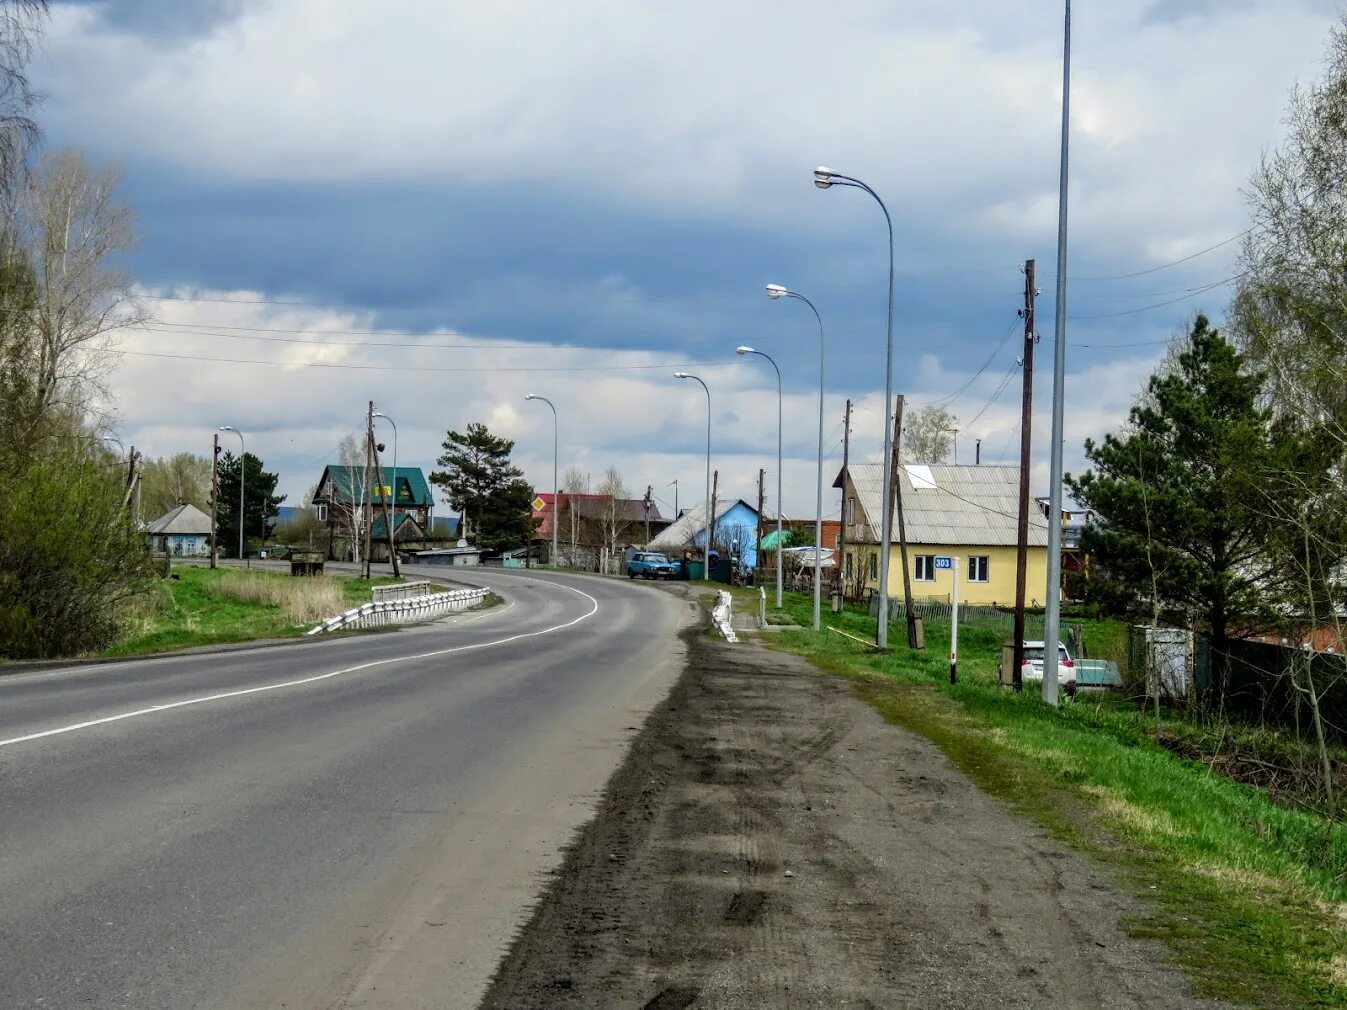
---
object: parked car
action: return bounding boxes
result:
[627,551,679,579]
[1019,640,1075,686]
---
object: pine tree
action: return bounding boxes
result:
[1067,315,1340,703]
[430,422,537,553]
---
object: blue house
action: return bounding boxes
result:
[647,499,763,568]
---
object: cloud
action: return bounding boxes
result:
[107,289,1161,519]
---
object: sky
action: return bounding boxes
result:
[33,0,1342,522]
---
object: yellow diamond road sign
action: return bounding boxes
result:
[532,496,546,512]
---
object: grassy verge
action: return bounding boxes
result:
[107,567,404,657]
[761,591,1347,1008]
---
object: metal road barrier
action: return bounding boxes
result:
[713,591,738,643]
[371,581,435,602]
[306,587,488,636]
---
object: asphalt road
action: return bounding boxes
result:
[0,567,689,1009]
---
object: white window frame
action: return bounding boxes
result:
[915,554,936,582]
[314,503,328,522]
[968,555,989,583]
[846,496,856,524]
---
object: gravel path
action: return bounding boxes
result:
[481,629,1228,1009]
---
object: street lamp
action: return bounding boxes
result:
[813,165,898,648]
[524,394,558,567]
[218,425,245,563]
[764,284,827,633]
[675,372,712,572]
[373,411,398,537]
[736,345,784,613]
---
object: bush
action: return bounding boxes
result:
[0,448,151,659]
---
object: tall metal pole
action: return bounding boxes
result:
[209,432,219,569]
[813,168,896,648]
[219,426,244,561]
[1043,0,1073,708]
[676,373,711,568]
[736,346,783,609]
[525,394,559,566]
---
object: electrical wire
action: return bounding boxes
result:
[1066,274,1244,321]
[922,314,1021,411]
[1070,227,1256,281]
[117,348,728,373]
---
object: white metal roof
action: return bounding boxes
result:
[647,499,763,551]
[144,503,212,536]
[843,463,1050,547]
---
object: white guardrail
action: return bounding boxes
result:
[712,590,738,643]
[306,587,488,636]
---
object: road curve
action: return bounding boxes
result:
[0,567,690,1009]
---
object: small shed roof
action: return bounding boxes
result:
[145,502,212,536]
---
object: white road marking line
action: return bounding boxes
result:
[0,580,596,751]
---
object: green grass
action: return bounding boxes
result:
[760,590,1347,1007]
[106,567,404,657]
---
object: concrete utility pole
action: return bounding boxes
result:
[837,398,851,600]
[210,433,219,569]
[1044,0,1074,708]
[888,395,918,648]
[219,426,245,563]
[668,479,678,519]
[1013,259,1037,692]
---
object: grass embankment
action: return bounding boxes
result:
[108,567,404,657]
[759,591,1347,1008]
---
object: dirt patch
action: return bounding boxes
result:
[480,630,1229,1008]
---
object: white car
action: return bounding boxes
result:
[1019,641,1075,685]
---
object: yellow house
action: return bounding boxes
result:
[833,462,1052,607]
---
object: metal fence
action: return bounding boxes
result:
[371,581,436,602]
[306,586,488,635]
[869,597,1050,638]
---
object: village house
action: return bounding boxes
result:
[647,499,764,570]
[531,492,669,567]
[833,462,1050,606]
[311,464,435,562]
[143,502,213,557]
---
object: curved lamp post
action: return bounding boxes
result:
[765,284,827,632]
[218,425,245,562]
[524,394,558,567]
[373,411,398,538]
[675,372,712,571]
[813,165,897,648]
[735,345,784,613]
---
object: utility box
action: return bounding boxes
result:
[1001,639,1016,687]
[907,615,925,650]
[290,551,325,577]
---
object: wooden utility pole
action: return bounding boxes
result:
[837,399,851,599]
[210,433,220,569]
[888,396,919,648]
[708,469,719,572]
[363,400,375,580]
[372,435,402,577]
[1013,259,1037,691]
[755,467,765,586]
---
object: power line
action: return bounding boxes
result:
[117,348,728,373]
[1066,273,1243,321]
[923,314,1021,411]
[1070,227,1256,281]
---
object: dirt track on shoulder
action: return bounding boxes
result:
[481,629,1226,1009]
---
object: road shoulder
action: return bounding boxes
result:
[481,631,1228,1008]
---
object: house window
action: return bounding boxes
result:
[868,553,877,581]
[845,552,854,579]
[968,556,989,583]
[915,555,936,581]
[846,497,856,524]
[314,503,328,521]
